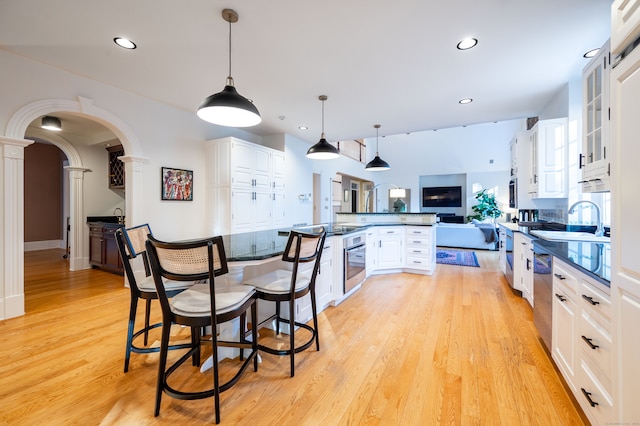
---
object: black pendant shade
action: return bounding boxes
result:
[306,95,339,160]
[365,155,391,171]
[197,80,261,127]
[365,124,390,171]
[196,9,261,128]
[41,115,62,131]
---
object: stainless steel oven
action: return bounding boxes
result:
[509,179,517,208]
[343,232,366,293]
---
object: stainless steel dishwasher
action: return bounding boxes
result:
[532,245,553,352]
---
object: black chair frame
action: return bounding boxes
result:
[255,228,326,377]
[115,225,190,373]
[146,235,258,424]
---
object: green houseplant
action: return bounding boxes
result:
[467,189,502,223]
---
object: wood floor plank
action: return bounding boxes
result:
[0,248,586,425]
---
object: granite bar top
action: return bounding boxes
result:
[533,239,610,287]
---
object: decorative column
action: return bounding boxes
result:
[64,166,90,271]
[0,137,34,320]
[119,155,147,227]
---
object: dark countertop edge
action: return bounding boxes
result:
[532,239,610,287]
[87,221,124,227]
[336,212,437,215]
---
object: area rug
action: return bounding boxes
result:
[436,249,480,267]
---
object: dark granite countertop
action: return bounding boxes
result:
[533,239,610,287]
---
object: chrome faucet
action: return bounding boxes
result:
[113,207,124,224]
[568,200,604,237]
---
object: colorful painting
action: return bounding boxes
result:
[161,167,193,201]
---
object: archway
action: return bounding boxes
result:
[1,96,147,319]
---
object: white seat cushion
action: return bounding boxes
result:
[137,275,194,292]
[170,283,255,317]
[243,269,310,295]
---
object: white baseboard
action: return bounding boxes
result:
[24,240,65,251]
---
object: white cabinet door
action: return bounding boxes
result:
[377,228,403,269]
[529,118,567,198]
[231,140,255,188]
[252,146,272,191]
[365,228,377,275]
[272,150,286,192]
[552,261,579,392]
[513,233,532,298]
[611,0,640,55]
[271,192,286,229]
[611,37,640,424]
[253,191,272,230]
[316,239,335,310]
[581,39,611,193]
[498,230,507,274]
[231,189,254,232]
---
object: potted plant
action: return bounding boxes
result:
[467,189,502,223]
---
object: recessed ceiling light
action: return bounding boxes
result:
[583,48,599,58]
[457,37,478,50]
[459,98,473,104]
[114,37,136,49]
[298,126,308,130]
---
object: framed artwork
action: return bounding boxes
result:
[161,167,193,201]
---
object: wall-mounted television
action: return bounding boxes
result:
[422,186,462,208]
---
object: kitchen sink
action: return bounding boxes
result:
[530,230,610,243]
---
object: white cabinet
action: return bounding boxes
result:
[550,257,614,425]
[365,228,377,275]
[514,233,533,306]
[404,226,435,273]
[528,118,568,198]
[581,39,611,193]
[610,21,640,423]
[315,238,335,311]
[611,0,640,55]
[376,227,404,270]
[205,137,285,235]
[552,259,579,392]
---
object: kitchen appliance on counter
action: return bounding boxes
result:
[343,231,366,293]
[532,245,553,352]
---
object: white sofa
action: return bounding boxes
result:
[436,223,497,250]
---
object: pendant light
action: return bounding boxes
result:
[365,124,390,171]
[197,8,261,127]
[306,95,340,160]
[41,116,62,131]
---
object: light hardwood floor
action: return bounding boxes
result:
[1,249,585,425]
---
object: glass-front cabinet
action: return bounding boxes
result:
[581,39,610,193]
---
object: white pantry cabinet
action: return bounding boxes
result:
[610,11,640,422]
[528,118,568,199]
[581,39,611,193]
[205,137,285,235]
[611,0,640,55]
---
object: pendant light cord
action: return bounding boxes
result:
[228,17,232,79]
[321,98,325,138]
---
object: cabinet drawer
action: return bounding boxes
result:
[576,357,614,426]
[406,246,430,258]
[406,237,430,248]
[379,228,402,236]
[406,227,432,237]
[579,310,612,387]
[405,256,431,268]
[553,260,579,295]
[580,280,611,320]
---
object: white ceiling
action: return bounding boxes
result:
[1,0,611,143]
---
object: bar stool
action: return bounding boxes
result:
[115,224,193,372]
[243,227,326,377]
[146,234,258,424]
